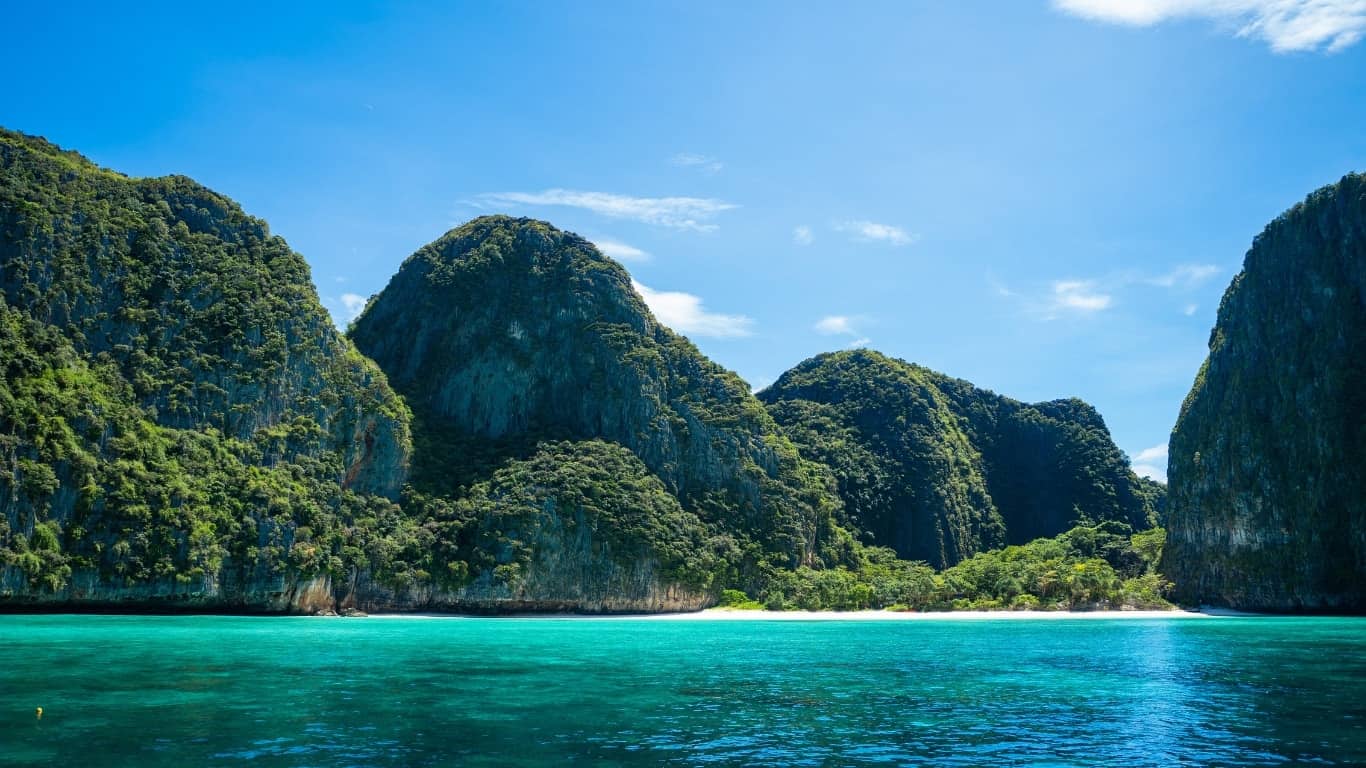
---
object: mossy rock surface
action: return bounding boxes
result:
[1164,173,1366,611]
[0,127,412,605]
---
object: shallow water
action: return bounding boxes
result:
[1,614,1362,766]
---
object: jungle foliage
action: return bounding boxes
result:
[760,350,1162,568]
[1,128,1172,612]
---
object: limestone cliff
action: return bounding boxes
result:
[1164,173,1366,612]
[0,128,411,611]
[350,216,844,602]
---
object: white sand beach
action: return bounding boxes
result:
[626,607,1250,621]
[367,607,1261,620]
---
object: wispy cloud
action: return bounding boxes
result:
[1131,442,1169,482]
[670,153,724,174]
[793,225,814,246]
[1147,263,1220,289]
[340,293,367,317]
[632,280,755,338]
[1001,262,1221,320]
[835,220,918,246]
[815,315,859,335]
[479,189,737,232]
[1050,280,1113,313]
[1053,0,1366,53]
[324,292,368,329]
[815,314,874,348]
[593,238,650,262]
[987,273,1017,298]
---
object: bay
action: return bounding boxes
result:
[1,614,1363,766]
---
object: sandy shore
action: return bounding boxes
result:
[625,608,1238,621]
[369,607,1259,620]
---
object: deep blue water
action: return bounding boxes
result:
[1,614,1363,766]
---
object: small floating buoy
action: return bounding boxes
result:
[35,707,42,720]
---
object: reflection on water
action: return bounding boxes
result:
[1,614,1363,766]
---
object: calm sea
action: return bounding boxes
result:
[1,614,1362,766]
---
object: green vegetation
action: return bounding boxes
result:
[384,440,726,593]
[750,524,1171,612]
[0,127,413,597]
[1,128,1175,613]
[350,215,851,601]
[760,350,1162,567]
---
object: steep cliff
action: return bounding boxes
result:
[1164,173,1366,612]
[0,128,412,610]
[760,350,1158,567]
[350,216,846,605]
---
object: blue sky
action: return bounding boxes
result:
[4,1,1365,481]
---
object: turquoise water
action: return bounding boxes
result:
[1,615,1363,766]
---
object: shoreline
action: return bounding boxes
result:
[634,607,1249,621]
[0,606,1289,620]
[365,607,1264,621]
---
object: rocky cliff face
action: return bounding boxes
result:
[1164,173,1366,612]
[0,128,411,612]
[0,129,1182,615]
[0,134,841,614]
[761,350,1158,567]
[350,216,842,590]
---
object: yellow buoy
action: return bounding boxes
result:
[35,707,43,719]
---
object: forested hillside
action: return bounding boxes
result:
[761,350,1161,568]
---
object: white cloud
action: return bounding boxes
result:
[835,220,918,246]
[815,315,873,347]
[324,292,369,329]
[632,280,754,338]
[1148,263,1220,288]
[1009,263,1214,320]
[1050,280,1113,312]
[480,189,737,232]
[1053,0,1366,52]
[1133,447,1168,483]
[593,238,650,262]
[1134,443,1168,463]
[793,225,814,246]
[815,315,857,335]
[1132,463,1166,481]
[670,153,724,174]
[341,293,367,319]
[1131,442,1169,482]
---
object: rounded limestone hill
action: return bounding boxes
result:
[0,128,411,610]
[1164,172,1366,612]
[349,216,847,606]
[759,349,1160,568]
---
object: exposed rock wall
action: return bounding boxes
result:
[1163,173,1366,611]
[0,566,338,614]
[350,216,840,572]
[0,128,412,611]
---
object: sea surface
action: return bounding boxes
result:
[1,614,1363,766]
